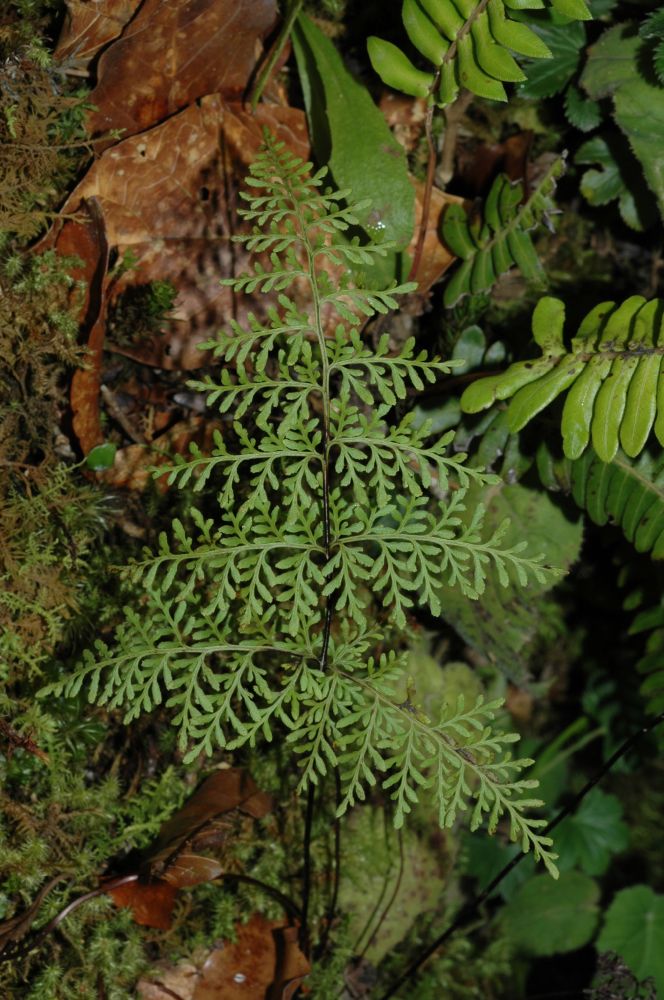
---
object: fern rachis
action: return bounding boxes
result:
[43,134,560,874]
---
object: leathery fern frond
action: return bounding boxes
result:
[462,295,664,463]
[442,159,564,307]
[43,132,559,872]
[367,0,591,108]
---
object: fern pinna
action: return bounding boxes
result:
[368,0,591,107]
[44,134,559,873]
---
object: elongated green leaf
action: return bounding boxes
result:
[443,160,563,307]
[462,296,664,461]
[293,13,414,256]
[537,445,664,558]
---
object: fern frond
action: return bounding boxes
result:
[442,158,564,306]
[537,445,664,559]
[322,658,558,873]
[368,0,590,109]
[629,600,664,730]
[44,132,561,872]
[462,295,664,462]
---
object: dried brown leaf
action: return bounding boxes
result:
[55,0,140,68]
[192,915,310,1000]
[86,0,278,140]
[60,96,308,369]
[105,878,177,930]
[97,415,221,491]
[146,768,272,875]
[407,181,461,295]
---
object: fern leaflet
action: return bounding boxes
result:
[368,0,591,107]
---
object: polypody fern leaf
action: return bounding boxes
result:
[442,158,563,307]
[368,0,591,108]
[462,295,664,462]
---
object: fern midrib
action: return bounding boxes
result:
[288,185,335,670]
[442,0,491,69]
[610,452,664,500]
[476,158,559,257]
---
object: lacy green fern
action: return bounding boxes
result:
[43,134,560,873]
[462,295,664,462]
[442,159,563,306]
[367,0,591,107]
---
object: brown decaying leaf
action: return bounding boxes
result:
[146,767,272,876]
[192,915,310,1000]
[407,180,462,295]
[97,415,221,490]
[103,768,272,929]
[379,93,427,154]
[106,878,177,931]
[60,95,308,371]
[55,0,140,69]
[85,0,278,141]
[137,917,310,1000]
[50,198,111,454]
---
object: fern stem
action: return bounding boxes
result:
[248,0,304,111]
[315,768,342,959]
[300,781,316,952]
[378,708,664,999]
[359,827,405,961]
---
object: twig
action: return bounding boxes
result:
[378,709,664,999]
[248,0,304,111]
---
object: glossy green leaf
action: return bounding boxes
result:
[502,871,600,955]
[554,789,629,876]
[86,443,117,471]
[597,886,664,995]
[293,14,414,256]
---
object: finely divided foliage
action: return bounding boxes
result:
[45,135,559,873]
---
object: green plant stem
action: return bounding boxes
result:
[378,708,664,999]
[249,0,304,111]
